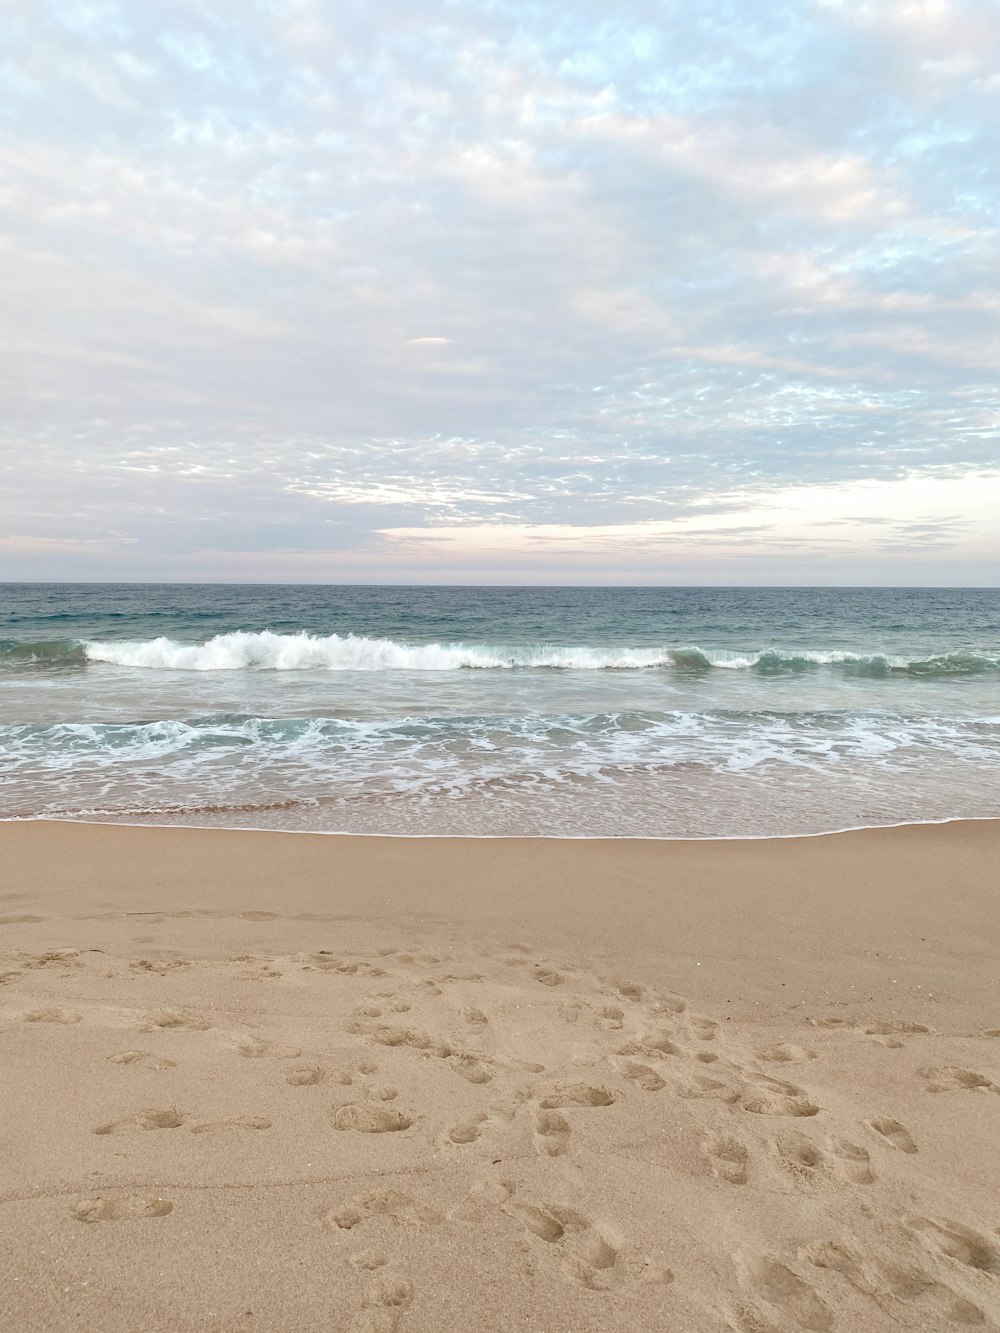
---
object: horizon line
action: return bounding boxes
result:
[2,580,998,591]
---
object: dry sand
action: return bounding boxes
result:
[1,818,999,1332]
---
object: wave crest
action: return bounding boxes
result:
[83,632,670,671]
[0,631,995,676]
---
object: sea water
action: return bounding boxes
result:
[2,584,998,837]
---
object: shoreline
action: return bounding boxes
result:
[2,818,999,1329]
[5,809,1000,842]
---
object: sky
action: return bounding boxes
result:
[2,0,999,585]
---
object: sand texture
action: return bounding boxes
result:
[1,819,999,1331]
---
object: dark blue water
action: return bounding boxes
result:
[2,584,999,836]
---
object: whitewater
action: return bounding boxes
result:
[7,630,999,675]
[2,583,998,836]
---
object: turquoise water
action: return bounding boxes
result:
[2,584,999,836]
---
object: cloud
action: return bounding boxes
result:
[377,472,1000,566]
[0,0,997,581]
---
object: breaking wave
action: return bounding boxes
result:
[2,632,999,676]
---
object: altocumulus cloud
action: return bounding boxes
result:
[1,0,998,582]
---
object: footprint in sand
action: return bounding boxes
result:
[348,1270,414,1333]
[191,1115,272,1135]
[876,1261,985,1323]
[705,1135,749,1185]
[446,1112,490,1145]
[804,1239,987,1325]
[807,1017,931,1038]
[139,1009,209,1031]
[107,1050,177,1070]
[349,1249,388,1271]
[594,1003,626,1030]
[689,1017,718,1042]
[771,1131,874,1186]
[450,1176,516,1219]
[726,1301,784,1333]
[537,1083,615,1109]
[507,1200,670,1291]
[430,970,485,986]
[678,1074,740,1104]
[325,1190,442,1230]
[94,1108,184,1134]
[533,966,565,987]
[756,1044,817,1064]
[617,1061,666,1092]
[533,1109,570,1157]
[739,1256,833,1332]
[866,1116,918,1153]
[252,964,285,979]
[830,1138,874,1184]
[238,1039,302,1059]
[740,1075,819,1118]
[862,1020,931,1036]
[618,1031,682,1060]
[24,1007,82,1024]
[360,1024,451,1058]
[775,1130,828,1182]
[23,949,82,969]
[920,1066,996,1093]
[331,1103,414,1133]
[367,1084,399,1102]
[449,1054,493,1084]
[287,1066,325,1086]
[71,1196,173,1222]
[307,956,388,978]
[130,958,191,974]
[906,1218,1000,1274]
[801,1240,877,1296]
[287,1066,353,1086]
[446,1097,522,1149]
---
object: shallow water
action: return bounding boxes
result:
[2,584,998,836]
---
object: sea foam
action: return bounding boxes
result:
[78,632,1000,675]
[83,632,669,671]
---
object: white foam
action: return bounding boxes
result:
[78,633,1000,674]
[83,632,670,671]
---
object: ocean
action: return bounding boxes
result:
[2,583,998,838]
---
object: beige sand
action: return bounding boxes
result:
[1,818,999,1332]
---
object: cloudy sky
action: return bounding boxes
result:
[2,0,999,583]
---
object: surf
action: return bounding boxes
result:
[69,632,1000,676]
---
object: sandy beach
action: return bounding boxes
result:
[1,818,999,1331]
